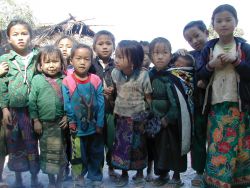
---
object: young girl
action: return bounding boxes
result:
[149,37,186,187]
[111,40,152,187]
[62,43,104,188]
[56,35,77,72]
[0,19,42,188]
[56,35,77,179]
[29,45,68,188]
[199,4,250,187]
[91,30,118,179]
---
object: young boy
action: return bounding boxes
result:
[182,20,209,186]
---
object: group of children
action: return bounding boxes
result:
[0,3,250,188]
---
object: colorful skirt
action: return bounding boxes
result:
[112,115,147,170]
[205,102,250,187]
[39,119,67,175]
[6,107,40,174]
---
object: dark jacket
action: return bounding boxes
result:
[90,57,116,113]
[198,37,250,112]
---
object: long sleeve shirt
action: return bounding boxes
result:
[29,74,65,121]
[62,73,104,136]
[0,49,38,108]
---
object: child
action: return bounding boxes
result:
[62,43,104,188]
[198,4,250,187]
[111,40,152,187]
[179,20,209,186]
[140,41,151,69]
[29,45,68,188]
[0,19,42,188]
[91,30,118,179]
[0,29,9,188]
[148,37,186,187]
[56,35,77,179]
[139,40,154,182]
[56,35,77,72]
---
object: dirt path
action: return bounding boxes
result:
[2,154,199,187]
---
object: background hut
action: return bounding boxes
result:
[0,14,95,54]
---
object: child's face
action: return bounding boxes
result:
[94,35,114,60]
[41,53,62,77]
[71,48,92,77]
[58,38,73,60]
[151,43,171,71]
[8,24,31,54]
[115,48,132,73]
[174,57,191,67]
[213,11,237,38]
[142,45,151,68]
[184,26,208,51]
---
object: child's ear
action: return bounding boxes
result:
[7,37,12,44]
[70,58,73,65]
[36,63,42,73]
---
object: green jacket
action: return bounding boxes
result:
[0,49,38,108]
[29,74,65,121]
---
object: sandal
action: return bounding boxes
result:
[166,179,184,188]
[30,182,43,188]
[191,174,204,186]
[115,175,129,187]
[108,169,120,180]
[132,175,145,185]
[145,173,154,182]
[0,182,9,188]
[10,182,25,188]
[152,174,170,186]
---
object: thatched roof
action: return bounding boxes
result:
[0,15,95,54]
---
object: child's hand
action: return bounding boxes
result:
[59,116,68,129]
[104,86,114,96]
[34,119,42,135]
[218,53,236,65]
[69,123,77,137]
[161,117,168,128]
[197,80,207,89]
[2,108,12,127]
[96,126,103,134]
[175,49,188,56]
[0,62,9,77]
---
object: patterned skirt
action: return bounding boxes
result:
[112,115,147,170]
[205,102,250,187]
[6,107,40,174]
[39,119,67,175]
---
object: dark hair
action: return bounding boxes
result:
[139,41,150,47]
[55,35,77,47]
[36,45,65,73]
[70,43,93,63]
[93,30,115,50]
[7,19,32,38]
[183,20,207,35]
[170,53,195,67]
[149,37,171,60]
[212,4,238,26]
[116,40,144,71]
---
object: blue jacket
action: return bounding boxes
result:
[198,37,250,111]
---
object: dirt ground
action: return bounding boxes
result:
[2,154,199,188]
